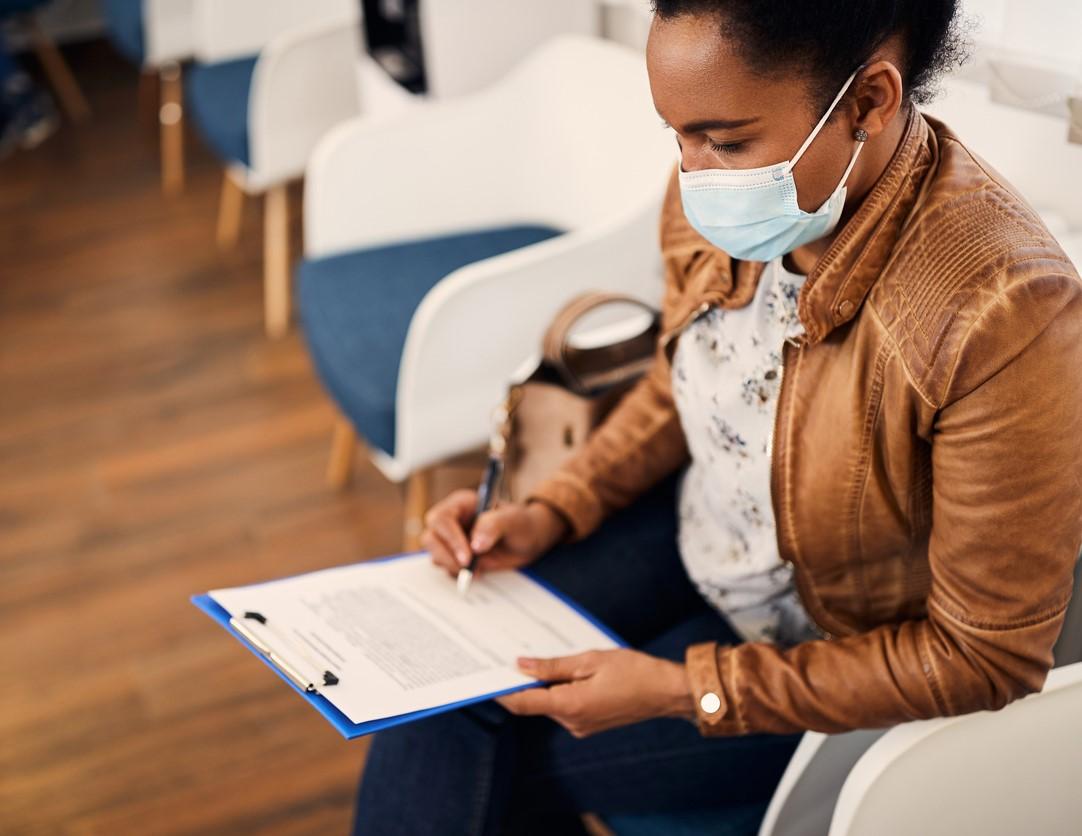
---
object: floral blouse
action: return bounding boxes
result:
[671,257,821,647]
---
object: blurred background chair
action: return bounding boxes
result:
[1,0,90,122]
[99,0,195,194]
[299,33,674,547]
[956,0,1082,120]
[185,0,598,340]
[183,0,366,338]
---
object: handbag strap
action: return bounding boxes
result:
[542,292,659,393]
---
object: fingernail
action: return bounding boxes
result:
[471,534,488,552]
[457,549,470,566]
[517,657,537,670]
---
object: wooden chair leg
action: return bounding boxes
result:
[263,184,291,339]
[403,468,432,551]
[27,16,90,123]
[216,171,245,249]
[326,417,358,490]
[158,63,185,196]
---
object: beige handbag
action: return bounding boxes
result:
[494,292,661,503]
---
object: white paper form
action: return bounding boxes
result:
[208,554,620,724]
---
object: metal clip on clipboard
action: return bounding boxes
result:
[228,610,340,695]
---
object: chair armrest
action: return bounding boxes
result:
[245,22,367,188]
[392,199,667,472]
[191,0,358,63]
[758,731,885,836]
[143,0,196,66]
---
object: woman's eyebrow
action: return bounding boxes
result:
[679,116,760,133]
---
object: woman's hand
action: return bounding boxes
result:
[422,491,569,579]
[496,649,696,737]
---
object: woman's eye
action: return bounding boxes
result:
[708,140,744,156]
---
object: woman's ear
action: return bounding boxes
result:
[850,58,905,139]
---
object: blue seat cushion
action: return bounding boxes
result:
[100,0,144,65]
[185,56,257,167]
[604,801,769,836]
[299,225,563,457]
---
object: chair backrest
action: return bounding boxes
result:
[827,661,1082,836]
[143,0,196,66]
[758,730,887,836]
[474,34,674,232]
[420,0,601,99]
[304,34,674,258]
[192,0,359,64]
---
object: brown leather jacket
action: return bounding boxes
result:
[528,105,1082,736]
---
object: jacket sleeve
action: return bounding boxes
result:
[686,273,1082,736]
[525,176,695,543]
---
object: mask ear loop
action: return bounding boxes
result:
[784,67,864,175]
[836,127,870,187]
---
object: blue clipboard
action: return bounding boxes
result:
[190,553,626,740]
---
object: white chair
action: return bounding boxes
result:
[419,0,600,98]
[956,0,1082,119]
[188,0,602,339]
[99,0,198,194]
[184,0,370,338]
[600,0,655,51]
[299,34,675,544]
[759,555,1082,836]
[826,661,1082,835]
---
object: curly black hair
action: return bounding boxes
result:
[651,0,970,109]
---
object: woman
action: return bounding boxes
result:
[353,1,1082,833]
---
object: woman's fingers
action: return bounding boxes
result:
[469,505,521,553]
[421,490,480,575]
[421,529,460,577]
[421,493,539,582]
[429,513,473,567]
[441,489,481,525]
[471,549,528,578]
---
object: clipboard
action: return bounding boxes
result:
[190,553,627,740]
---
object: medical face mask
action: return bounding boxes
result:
[678,69,868,262]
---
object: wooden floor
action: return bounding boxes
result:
[0,41,448,835]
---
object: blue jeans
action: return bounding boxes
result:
[351,471,801,835]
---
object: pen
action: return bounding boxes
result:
[457,452,503,596]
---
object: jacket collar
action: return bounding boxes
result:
[794,103,937,344]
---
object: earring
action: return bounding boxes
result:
[854,128,869,142]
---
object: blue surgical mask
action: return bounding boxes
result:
[678,69,867,262]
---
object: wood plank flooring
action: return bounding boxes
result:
[1,40,453,836]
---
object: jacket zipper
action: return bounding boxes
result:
[767,334,802,518]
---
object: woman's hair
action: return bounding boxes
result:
[651,0,969,108]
